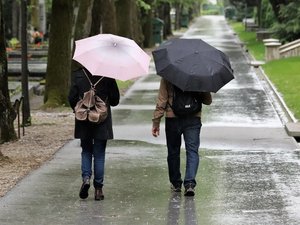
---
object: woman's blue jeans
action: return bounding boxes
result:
[165,117,202,188]
[80,139,107,188]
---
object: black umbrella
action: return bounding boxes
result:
[152,38,234,92]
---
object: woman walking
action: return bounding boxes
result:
[68,67,120,200]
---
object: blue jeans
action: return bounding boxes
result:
[80,139,107,188]
[165,117,202,188]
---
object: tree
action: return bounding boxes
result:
[268,0,287,22]
[115,0,131,38]
[44,0,73,107]
[30,0,40,30]
[163,0,201,30]
[260,0,275,28]
[155,1,172,39]
[131,0,144,45]
[271,1,300,42]
[141,0,153,47]
[3,0,16,40]
[74,0,93,41]
[21,0,31,126]
[0,0,17,143]
[229,0,259,7]
[87,0,118,36]
[90,0,101,36]
[115,0,144,45]
[228,0,290,24]
[100,0,117,34]
[72,0,94,71]
[173,0,182,30]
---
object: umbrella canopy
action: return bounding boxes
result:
[152,38,234,92]
[73,34,151,81]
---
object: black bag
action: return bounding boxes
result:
[170,85,202,117]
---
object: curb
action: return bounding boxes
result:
[229,23,300,139]
[247,51,300,139]
[254,66,300,138]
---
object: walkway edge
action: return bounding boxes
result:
[230,24,300,139]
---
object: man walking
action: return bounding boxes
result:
[152,78,212,196]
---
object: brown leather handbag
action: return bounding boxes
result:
[74,69,108,123]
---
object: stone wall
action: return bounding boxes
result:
[279,40,300,59]
[264,39,300,61]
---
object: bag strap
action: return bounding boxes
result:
[168,85,180,107]
[82,69,104,89]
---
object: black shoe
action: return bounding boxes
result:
[184,184,195,197]
[171,184,182,193]
[95,188,104,201]
[79,179,90,199]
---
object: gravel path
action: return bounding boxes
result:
[0,109,74,197]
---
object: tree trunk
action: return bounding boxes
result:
[0,0,17,143]
[174,3,182,30]
[90,0,101,36]
[268,0,287,22]
[74,0,93,41]
[30,0,40,30]
[12,0,20,39]
[101,0,117,34]
[3,0,13,39]
[72,0,94,71]
[44,0,73,107]
[131,0,144,46]
[38,0,47,35]
[164,3,172,37]
[141,0,153,48]
[116,0,143,45]
[257,0,262,28]
[116,0,132,38]
[21,0,31,126]
[157,2,172,38]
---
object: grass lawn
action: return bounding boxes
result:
[262,57,300,119]
[230,22,265,61]
[229,21,300,120]
[117,80,134,95]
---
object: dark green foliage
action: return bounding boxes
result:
[271,1,300,42]
[224,6,235,19]
[260,0,276,29]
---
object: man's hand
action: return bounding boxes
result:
[152,127,160,137]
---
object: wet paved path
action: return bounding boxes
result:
[1,15,300,225]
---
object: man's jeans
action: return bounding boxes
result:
[165,117,202,188]
[80,139,107,188]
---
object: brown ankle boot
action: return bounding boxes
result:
[95,188,104,201]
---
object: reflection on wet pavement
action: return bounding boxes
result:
[111,15,300,225]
